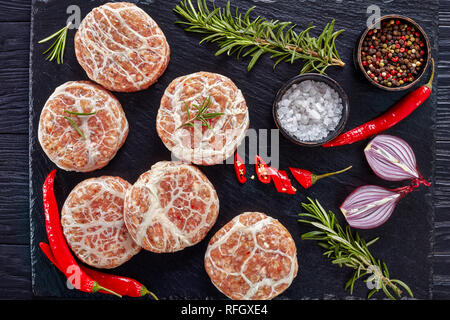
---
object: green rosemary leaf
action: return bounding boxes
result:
[64,110,96,116]
[366,237,379,247]
[301,230,325,238]
[191,102,202,111]
[64,116,86,140]
[59,29,68,64]
[349,273,359,295]
[184,102,190,119]
[248,48,264,70]
[200,118,212,130]
[38,25,65,43]
[344,272,356,291]
[202,112,225,119]
[382,284,396,300]
[198,95,211,113]
[390,279,414,298]
[382,262,390,279]
[241,46,259,58]
[367,288,378,299]
[215,43,237,56]
[332,257,352,265]
[42,37,59,55]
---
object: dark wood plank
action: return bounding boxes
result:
[0,134,29,245]
[0,22,30,134]
[433,2,450,299]
[0,244,32,299]
[0,0,32,300]
[0,0,31,22]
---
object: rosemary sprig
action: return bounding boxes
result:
[63,110,97,140]
[63,116,86,140]
[299,198,413,300]
[178,96,225,131]
[174,0,345,74]
[38,22,71,64]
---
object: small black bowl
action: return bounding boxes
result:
[273,73,350,147]
[355,15,431,91]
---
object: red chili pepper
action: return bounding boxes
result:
[255,155,272,184]
[234,153,247,184]
[42,170,121,297]
[289,166,352,189]
[39,242,157,299]
[271,169,296,194]
[323,58,434,148]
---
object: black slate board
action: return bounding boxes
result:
[29,0,438,299]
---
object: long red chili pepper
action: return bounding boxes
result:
[42,170,121,297]
[39,242,158,299]
[234,152,247,184]
[289,166,352,189]
[323,58,434,147]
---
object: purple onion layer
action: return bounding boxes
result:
[340,185,401,229]
[364,134,419,181]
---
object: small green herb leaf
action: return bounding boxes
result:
[202,112,225,119]
[64,116,86,140]
[64,110,97,116]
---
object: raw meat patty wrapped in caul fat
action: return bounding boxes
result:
[124,161,219,253]
[61,176,140,269]
[156,72,249,165]
[38,81,128,172]
[205,212,298,300]
[75,2,170,92]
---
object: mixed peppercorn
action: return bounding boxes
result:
[360,19,426,88]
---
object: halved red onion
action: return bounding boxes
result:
[364,135,419,181]
[340,185,401,229]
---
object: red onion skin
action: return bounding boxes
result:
[364,135,419,182]
[340,185,401,229]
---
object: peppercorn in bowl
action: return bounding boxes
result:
[356,15,431,91]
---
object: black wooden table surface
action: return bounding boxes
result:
[1,0,450,300]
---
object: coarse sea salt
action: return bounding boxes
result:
[277,80,343,142]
